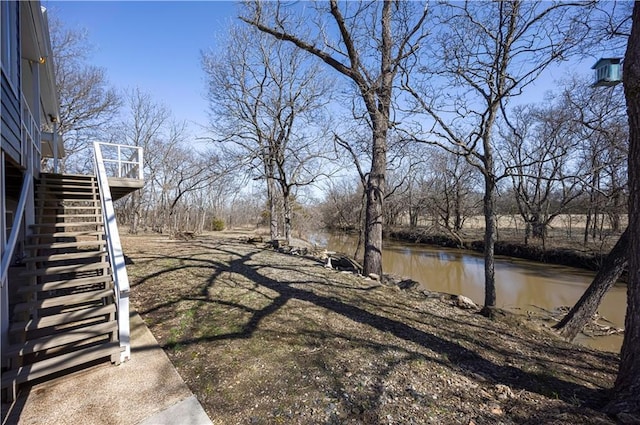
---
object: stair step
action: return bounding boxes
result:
[23,250,107,263]
[38,182,96,188]
[13,288,114,313]
[37,186,96,192]
[10,304,117,333]
[39,214,103,219]
[43,205,101,210]
[28,231,104,238]
[25,240,106,250]
[35,190,97,203]
[20,261,109,277]
[4,321,118,357]
[36,186,98,198]
[38,182,95,187]
[41,173,96,180]
[1,341,122,388]
[17,274,112,295]
[30,222,103,229]
[38,185,96,191]
[36,197,100,202]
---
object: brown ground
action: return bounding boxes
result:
[123,231,618,425]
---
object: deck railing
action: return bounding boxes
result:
[95,142,143,180]
[21,93,41,174]
[93,142,143,362]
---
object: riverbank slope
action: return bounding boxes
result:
[123,231,618,424]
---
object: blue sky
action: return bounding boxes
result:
[44,1,240,133]
[42,1,611,139]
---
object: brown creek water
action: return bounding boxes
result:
[314,232,626,353]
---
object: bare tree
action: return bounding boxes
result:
[333,129,369,261]
[241,0,429,276]
[203,22,333,244]
[498,101,582,246]
[425,149,478,237]
[155,145,222,234]
[560,76,628,241]
[48,14,120,173]
[607,2,640,420]
[404,0,593,315]
[321,178,363,233]
[113,88,171,234]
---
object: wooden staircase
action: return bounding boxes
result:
[2,173,122,399]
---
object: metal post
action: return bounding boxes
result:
[117,144,122,178]
[32,60,40,160]
[1,151,7,362]
[53,122,59,174]
[138,147,144,180]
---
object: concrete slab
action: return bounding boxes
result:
[138,395,212,425]
[3,312,212,425]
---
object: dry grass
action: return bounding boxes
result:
[460,214,625,255]
[123,231,618,424]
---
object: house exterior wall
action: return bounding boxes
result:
[1,0,61,364]
[1,1,22,166]
[1,73,22,164]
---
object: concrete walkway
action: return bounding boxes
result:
[2,313,212,425]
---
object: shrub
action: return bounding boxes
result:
[211,217,225,231]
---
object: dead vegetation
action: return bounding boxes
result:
[123,231,618,424]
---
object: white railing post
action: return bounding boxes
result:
[53,123,59,174]
[93,142,131,362]
[117,144,122,178]
[138,147,144,180]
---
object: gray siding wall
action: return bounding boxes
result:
[1,0,22,167]
[1,72,21,165]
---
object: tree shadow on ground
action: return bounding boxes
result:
[127,238,617,422]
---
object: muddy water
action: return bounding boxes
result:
[315,233,626,353]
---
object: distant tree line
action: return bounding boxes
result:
[320,74,628,249]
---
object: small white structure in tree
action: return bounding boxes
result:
[592,58,622,87]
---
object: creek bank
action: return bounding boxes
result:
[389,228,609,272]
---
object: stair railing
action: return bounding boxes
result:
[93,142,143,363]
[1,171,32,356]
[0,173,31,285]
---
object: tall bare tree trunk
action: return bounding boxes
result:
[282,188,292,245]
[353,189,367,263]
[129,191,140,234]
[363,123,387,276]
[482,174,498,313]
[481,117,499,314]
[243,0,429,278]
[266,175,278,240]
[554,228,628,340]
[607,3,640,421]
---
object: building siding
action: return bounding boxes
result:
[1,71,22,165]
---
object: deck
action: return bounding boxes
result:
[108,177,145,201]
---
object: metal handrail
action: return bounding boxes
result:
[93,142,132,362]
[1,172,32,286]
